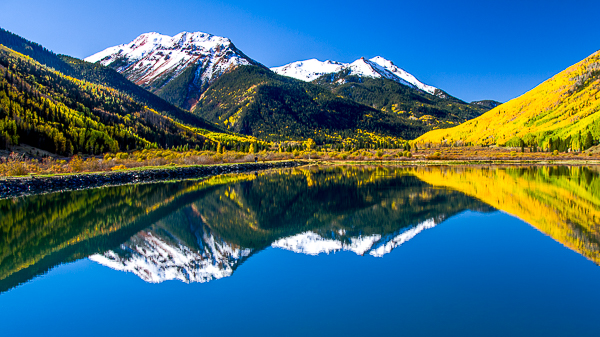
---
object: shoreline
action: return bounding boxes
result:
[0,160,306,199]
[2,158,599,199]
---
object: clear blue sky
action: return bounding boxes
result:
[1,0,599,102]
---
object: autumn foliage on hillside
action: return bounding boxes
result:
[416,50,600,152]
[0,45,211,155]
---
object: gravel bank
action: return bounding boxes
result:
[0,161,305,199]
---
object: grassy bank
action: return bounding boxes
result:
[1,146,599,177]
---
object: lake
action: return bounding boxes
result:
[1,165,600,336]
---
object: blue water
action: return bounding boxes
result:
[2,211,600,337]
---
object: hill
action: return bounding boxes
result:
[415,50,600,152]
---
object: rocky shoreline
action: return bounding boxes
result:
[0,161,305,199]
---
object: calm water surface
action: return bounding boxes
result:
[1,165,600,336]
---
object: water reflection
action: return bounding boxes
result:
[1,165,599,290]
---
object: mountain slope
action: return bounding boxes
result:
[0,27,222,132]
[192,65,429,142]
[416,50,600,150]
[85,31,264,111]
[0,45,209,154]
[314,73,488,129]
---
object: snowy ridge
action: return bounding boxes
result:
[271,56,437,94]
[270,59,346,82]
[368,219,436,257]
[85,31,258,93]
[90,229,252,284]
[271,232,382,256]
[271,218,438,257]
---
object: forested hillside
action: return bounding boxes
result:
[313,71,489,129]
[0,45,209,155]
[194,65,429,144]
[416,50,600,152]
[0,27,223,132]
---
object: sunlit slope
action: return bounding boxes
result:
[413,167,600,264]
[416,50,600,148]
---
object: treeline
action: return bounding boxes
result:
[504,129,597,152]
[0,45,210,155]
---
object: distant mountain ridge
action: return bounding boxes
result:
[272,56,438,95]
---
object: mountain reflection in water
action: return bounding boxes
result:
[1,165,599,290]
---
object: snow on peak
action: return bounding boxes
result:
[271,218,438,257]
[271,56,438,94]
[271,231,382,256]
[84,31,257,92]
[368,56,437,94]
[368,219,437,257]
[89,229,252,284]
[270,59,346,82]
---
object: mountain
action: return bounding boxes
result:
[85,31,264,111]
[0,27,221,131]
[192,65,430,142]
[272,56,438,94]
[470,100,502,110]
[85,32,494,143]
[313,73,488,129]
[270,59,346,82]
[416,50,600,151]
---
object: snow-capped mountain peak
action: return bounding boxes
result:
[368,56,437,94]
[270,58,346,82]
[271,56,438,95]
[85,31,260,110]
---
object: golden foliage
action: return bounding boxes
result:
[416,50,600,148]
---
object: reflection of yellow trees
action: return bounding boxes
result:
[413,166,600,264]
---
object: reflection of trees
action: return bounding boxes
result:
[195,166,492,248]
[0,174,255,293]
[4,165,598,292]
